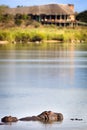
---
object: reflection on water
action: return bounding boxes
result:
[0,43,87,130]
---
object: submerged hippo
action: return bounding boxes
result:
[38,111,63,122]
[70,118,83,121]
[1,111,63,123]
[20,111,63,122]
[1,116,18,122]
[0,123,4,125]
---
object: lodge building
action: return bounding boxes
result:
[6,4,75,26]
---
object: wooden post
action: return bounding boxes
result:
[50,15,51,24]
[55,15,57,24]
[64,15,66,27]
[38,15,41,22]
[60,14,62,20]
[59,14,62,27]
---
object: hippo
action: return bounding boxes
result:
[37,111,63,122]
[1,111,63,124]
[20,111,63,123]
[1,116,18,123]
[0,123,4,125]
[70,118,83,121]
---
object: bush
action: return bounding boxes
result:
[31,33,45,42]
[0,31,8,40]
[15,19,22,26]
[32,21,41,28]
[76,10,87,23]
[15,32,30,43]
[52,34,64,41]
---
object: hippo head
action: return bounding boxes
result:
[1,116,18,123]
[46,111,63,122]
[56,113,64,121]
[37,111,63,123]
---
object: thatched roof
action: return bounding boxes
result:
[5,4,74,15]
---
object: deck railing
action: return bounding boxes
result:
[41,19,72,23]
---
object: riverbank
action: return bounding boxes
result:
[0,41,9,44]
[0,26,87,44]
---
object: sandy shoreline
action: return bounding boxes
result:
[0,41,8,44]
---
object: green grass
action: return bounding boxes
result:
[0,26,87,43]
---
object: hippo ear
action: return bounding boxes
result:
[48,111,51,113]
[57,113,63,121]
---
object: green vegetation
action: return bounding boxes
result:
[0,5,9,22]
[0,5,87,28]
[76,10,87,23]
[0,6,87,44]
[0,26,87,43]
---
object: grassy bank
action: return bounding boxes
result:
[0,26,87,43]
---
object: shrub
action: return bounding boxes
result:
[15,32,30,43]
[0,31,8,40]
[32,21,41,28]
[31,33,45,42]
[15,19,22,26]
[76,10,87,23]
[52,34,64,41]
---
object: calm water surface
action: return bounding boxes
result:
[0,43,87,130]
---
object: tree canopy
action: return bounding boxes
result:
[76,10,87,23]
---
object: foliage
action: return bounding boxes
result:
[0,5,9,22]
[51,34,64,41]
[0,5,9,14]
[15,32,30,43]
[76,10,87,23]
[15,19,22,26]
[31,21,41,28]
[30,33,45,42]
[15,14,29,20]
[1,14,13,23]
[0,27,87,43]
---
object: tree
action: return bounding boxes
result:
[76,10,87,23]
[0,5,9,14]
[0,5,9,22]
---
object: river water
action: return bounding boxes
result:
[0,43,87,130]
